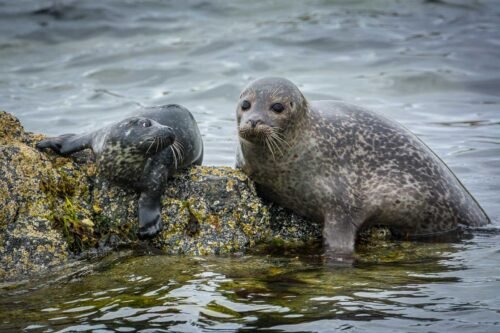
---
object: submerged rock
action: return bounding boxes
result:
[0,111,322,282]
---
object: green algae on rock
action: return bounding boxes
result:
[0,111,321,282]
[0,111,404,282]
[1,112,70,281]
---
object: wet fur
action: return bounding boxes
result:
[37,104,203,239]
[236,77,490,262]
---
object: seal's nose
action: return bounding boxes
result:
[248,119,262,128]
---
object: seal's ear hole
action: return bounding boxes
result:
[290,101,294,107]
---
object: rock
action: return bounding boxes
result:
[0,111,322,282]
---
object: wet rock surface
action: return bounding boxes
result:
[0,111,322,282]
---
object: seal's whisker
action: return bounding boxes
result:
[171,141,180,168]
[174,140,184,162]
[270,135,284,157]
[270,128,290,148]
[174,142,180,161]
[170,145,178,169]
[264,137,272,159]
[146,137,156,154]
[159,137,163,152]
[173,146,178,168]
[273,133,289,146]
[269,137,279,160]
[174,141,183,167]
[264,137,276,161]
[155,136,161,153]
[269,134,284,157]
[164,136,170,149]
[259,129,268,141]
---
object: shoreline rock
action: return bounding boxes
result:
[0,111,321,282]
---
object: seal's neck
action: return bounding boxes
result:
[285,101,310,146]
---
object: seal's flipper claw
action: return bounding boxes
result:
[138,191,163,239]
[36,136,67,152]
[36,133,89,156]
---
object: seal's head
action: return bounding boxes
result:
[109,116,175,156]
[236,77,308,151]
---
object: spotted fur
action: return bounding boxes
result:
[37,104,204,238]
[236,77,490,261]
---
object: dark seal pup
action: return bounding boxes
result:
[37,104,203,239]
[236,77,490,261]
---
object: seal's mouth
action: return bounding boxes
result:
[238,124,288,160]
[238,124,273,143]
[143,129,175,155]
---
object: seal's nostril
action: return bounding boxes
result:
[248,119,262,128]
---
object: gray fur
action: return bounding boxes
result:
[236,77,490,261]
[37,104,203,239]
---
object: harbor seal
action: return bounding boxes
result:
[37,104,203,239]
[236,77,490,261]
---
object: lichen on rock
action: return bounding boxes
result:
[0,111,325,282]
[1,112,71,281]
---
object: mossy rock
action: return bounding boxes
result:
[0,111,325,282]
[0,111,395,283]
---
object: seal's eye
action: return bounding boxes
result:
[271,103,285,113]
[241,100,251,111]
[141,119,152,128]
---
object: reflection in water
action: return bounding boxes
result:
[2,238,499,332]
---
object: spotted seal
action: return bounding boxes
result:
[37,104,203,238]
[236,77,490,261]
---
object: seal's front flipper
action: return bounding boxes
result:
[138,191,163,239]
[323,213,359,265]
[36,133,90,156]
